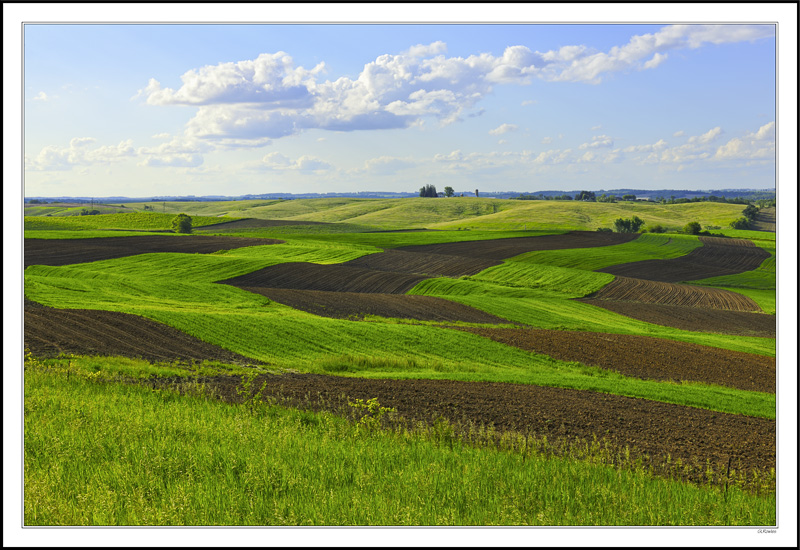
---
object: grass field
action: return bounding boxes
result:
[22,201,778,526]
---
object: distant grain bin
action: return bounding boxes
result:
[475,189,479,197]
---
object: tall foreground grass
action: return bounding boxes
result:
[24,365,775,526]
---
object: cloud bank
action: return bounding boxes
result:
[136,25,774,146]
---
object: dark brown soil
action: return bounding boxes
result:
[243,288,512,323]
[23,299,262,365]
[456,327,775,393]
[161,372,775,486]
[584,276,762,311]
[219,262,429,294]
[598,237,770,282]
[24,235,283,268]
[578,299,776,337]
[395,230,639,260]
[346,249,501,277]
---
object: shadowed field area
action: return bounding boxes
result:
[750,208,775,232]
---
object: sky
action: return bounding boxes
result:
[20,19,781,197]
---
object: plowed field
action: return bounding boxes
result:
[240,288,511,323]
[457,327,775,393]
[23,299,261,365]
[395,230,638,259]
[155,372,775,487]
[345,249,500,277]
[584,276,762,311]
[24,235,283,267]
[220,262,428,294]
[598,237,769,282]
[577,299,776,337]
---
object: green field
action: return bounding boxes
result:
[22,201,777,526]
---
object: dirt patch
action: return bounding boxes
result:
[584,276,762,311]
[24,235,283,268]
[244,288,511,323]
[395,230,639,260]
[456,327,775,393]
[598,237,770,282]
[157,372,775,487]
[578,299,776,337]
[23,299,262,365]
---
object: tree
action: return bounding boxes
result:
[172,213,193,234]
[419,184,438,198]
[622,194,636,201]
[742,204,759,220]
[683,221,702,235]
[575,190,596,202]
[613,216,645,233]
[443,186,455,197]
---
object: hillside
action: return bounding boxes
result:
[98,197,754,232]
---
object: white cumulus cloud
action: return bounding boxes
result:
[26,137,135,171]
[579,135,614,149]
[489,123,518,136]
[714,121,775,160]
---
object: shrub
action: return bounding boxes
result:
[648,224,666,233]
[683,221,702,235]
[596,227,613,233]
[172,213,193,234]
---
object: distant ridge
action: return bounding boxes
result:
[25,188,775,203]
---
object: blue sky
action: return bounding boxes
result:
[21,20,780,197]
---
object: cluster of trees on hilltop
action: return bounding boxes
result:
[419,185,457,197]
